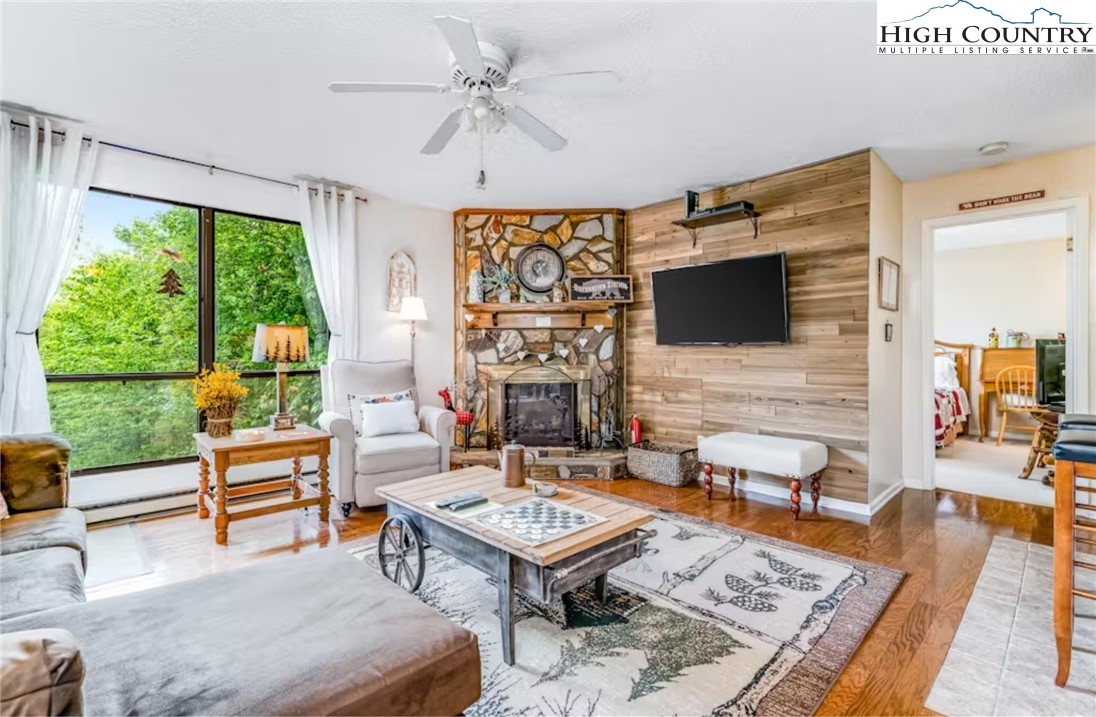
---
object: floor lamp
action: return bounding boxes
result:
[400,297,427,367]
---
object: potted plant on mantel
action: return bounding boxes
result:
[194,363,249,438]
[482,264,517,303]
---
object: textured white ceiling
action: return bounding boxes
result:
[2,1,1093,211]
[935,212,1068,252]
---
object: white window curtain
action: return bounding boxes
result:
[0,113,100,434]
[297,181,359,362]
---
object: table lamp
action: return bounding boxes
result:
[399,297,427,366]
[253,323,309,430]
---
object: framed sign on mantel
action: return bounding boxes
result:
[567,275,633,303]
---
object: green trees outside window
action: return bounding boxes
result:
[38,191,328,472]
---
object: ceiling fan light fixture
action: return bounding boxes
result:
[978,141,1009,156]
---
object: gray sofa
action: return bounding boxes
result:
[318,359,456,514]
[0,434,87,621]
[0,435,481,716]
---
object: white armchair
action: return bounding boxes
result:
[318,359,455,516]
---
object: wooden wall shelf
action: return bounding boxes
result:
[462,301,616,330]
[672,203,761,245]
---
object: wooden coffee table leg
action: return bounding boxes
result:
[197,456,210,519]
[594,573,609,604]
[215,456,229,545]
[811,471,822,509]
[498,550,516,666]
[728,467,737,500]
[702,463,713,500]
[318,452,330,523]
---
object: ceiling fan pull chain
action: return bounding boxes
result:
[476,123,487,190]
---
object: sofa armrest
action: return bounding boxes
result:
[317,411,356,506]
[0,434,71,514]
[419,406,456,473]
[0,629,84,717]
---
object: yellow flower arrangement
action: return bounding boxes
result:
[193,364,249,419]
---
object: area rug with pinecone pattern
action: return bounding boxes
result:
[352,498,903,717]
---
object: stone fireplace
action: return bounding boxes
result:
[453,210,626,451]
[486,365,591,450]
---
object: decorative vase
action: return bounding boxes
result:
[206,416,234,439]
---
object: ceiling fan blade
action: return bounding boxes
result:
[433,16,485,76]
[510,71,621,94]
[503,105,567,151]
[420,108,465,155]
[328,82,449,94]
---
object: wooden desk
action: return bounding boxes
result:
[978,347,1036,442]
[194,426,332,545]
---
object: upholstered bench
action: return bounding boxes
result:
[697,432,828,519]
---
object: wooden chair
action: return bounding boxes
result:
[995,365,1039,446]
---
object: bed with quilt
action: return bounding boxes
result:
[934,341,973,448]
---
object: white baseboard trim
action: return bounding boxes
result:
[904,477,929,490]
[868,480,905,514]
[706,474,872,517]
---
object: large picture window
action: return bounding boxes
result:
[39,190,328,473]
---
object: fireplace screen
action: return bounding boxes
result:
[504,381,577,447]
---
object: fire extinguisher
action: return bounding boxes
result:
[629,414,642,446]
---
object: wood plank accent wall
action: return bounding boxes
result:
[624,152,871,503]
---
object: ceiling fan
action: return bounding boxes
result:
[328,15,621,181]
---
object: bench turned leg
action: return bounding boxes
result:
[728,467,737,500]
[702,463,713,500]
[810,471,822,509]
[790,477,802,520]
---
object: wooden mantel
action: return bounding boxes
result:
[462,301,617,330]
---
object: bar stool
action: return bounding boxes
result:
[1052,427,1096,687]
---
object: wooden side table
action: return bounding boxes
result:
[194,426,332,545]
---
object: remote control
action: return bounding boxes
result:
[449,496,488,511]
[436,492,483,510]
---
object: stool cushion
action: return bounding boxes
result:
[1053,429,1096,463]
[1060,413,1096,431]
[698,432,828,478]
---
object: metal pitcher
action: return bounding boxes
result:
[498,442,537,488]
[1006,330,1030,348]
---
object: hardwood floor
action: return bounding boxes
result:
[89,481,1054,715]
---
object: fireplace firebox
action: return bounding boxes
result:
[486,365,591,450]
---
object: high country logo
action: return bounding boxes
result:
[878,0,1094,53]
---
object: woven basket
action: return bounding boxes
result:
[627,441,700,487]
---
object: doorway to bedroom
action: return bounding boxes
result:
[931,211,1070,506]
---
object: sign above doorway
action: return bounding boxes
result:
[958,190,1045,212]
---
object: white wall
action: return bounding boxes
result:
[902,145,1096,487]
[355,195,453,407]
[867,152,904,508]
[934,237,1067,433]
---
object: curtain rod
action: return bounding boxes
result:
[8,119,367,204]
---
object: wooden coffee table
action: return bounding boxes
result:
[194,426,332,545]
[375,467,655,665]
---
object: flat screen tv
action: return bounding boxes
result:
[652,252,790,345]
[1036,338,1066,408]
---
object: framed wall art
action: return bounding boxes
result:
[386,251,416,312]
[878,257,899,312]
